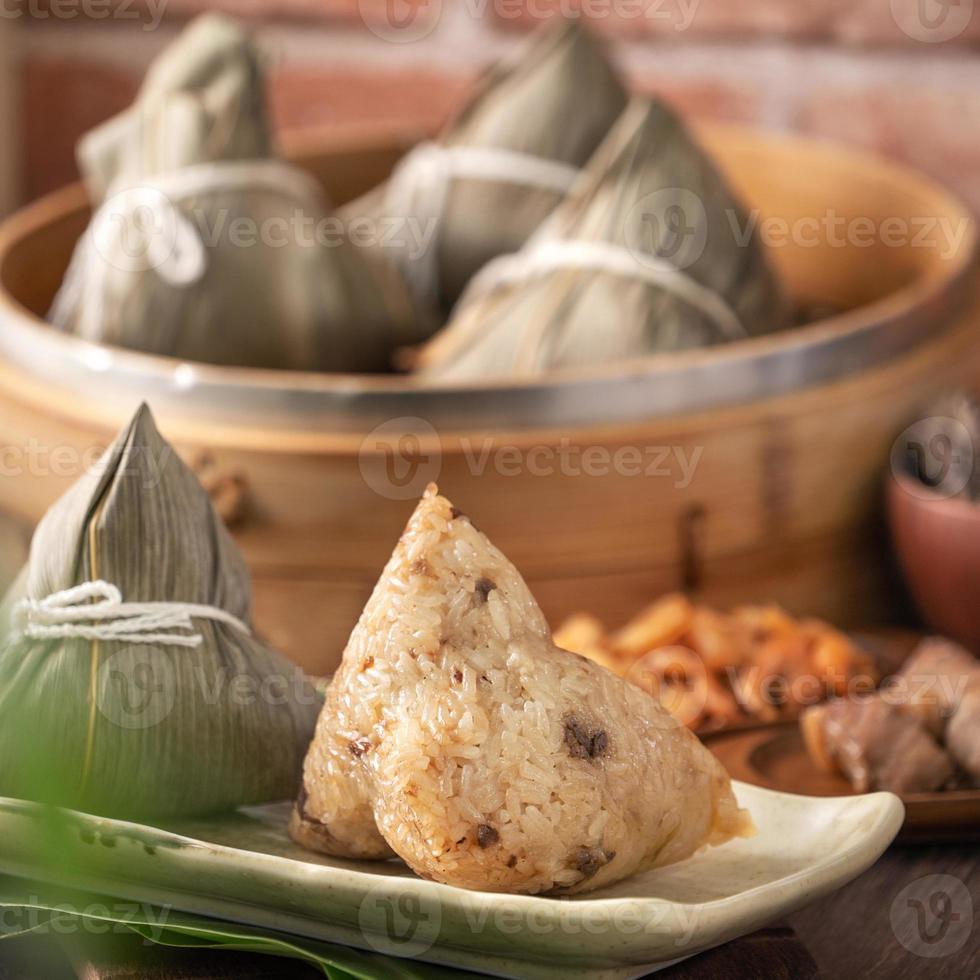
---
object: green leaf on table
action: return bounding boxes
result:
[0,877,480,979]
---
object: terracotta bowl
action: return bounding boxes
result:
[887,471,980,649]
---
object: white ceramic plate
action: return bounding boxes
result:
[0,782,903,980]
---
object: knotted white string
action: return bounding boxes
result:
[49,159,326,332]
[13,581,251,649]
[382,142,581,309]
[462,238,747,341]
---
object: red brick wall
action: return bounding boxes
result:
[10,1,980,213]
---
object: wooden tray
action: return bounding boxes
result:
[705,722,980,842]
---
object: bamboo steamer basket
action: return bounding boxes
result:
[0,123,976,674]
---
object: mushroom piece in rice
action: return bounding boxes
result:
[290,485,752,895]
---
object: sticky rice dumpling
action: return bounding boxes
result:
[341,19,628,319]
[0,405,320,819]
[417,97,789,381]
[291,485,750,895]
[50,14,419,372]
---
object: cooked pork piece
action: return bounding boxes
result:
[801,697,955,794]
[893,638,980,783]
[894,637,979,736]
[946,676,980,786]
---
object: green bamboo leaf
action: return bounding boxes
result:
[418,95,790,380]
[0,877,481,980]
[50,13,422,370]
[342,20,628,318]
[0,406,322,820]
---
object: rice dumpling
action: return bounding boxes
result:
[340,19,628,319]
[291,485,750,894]
[417,97,790,381]
[0,404,321,819]
[50,14,420,372]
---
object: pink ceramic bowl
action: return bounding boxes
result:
[887,471,980,649]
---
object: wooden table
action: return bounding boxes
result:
[786,841,979,978]
[0,840,975,979]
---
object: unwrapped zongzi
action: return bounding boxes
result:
[0,405,320,819]
[341,20,628,318]
[418,97,789,380]
[50,14,420,372]
[291,485,750,894]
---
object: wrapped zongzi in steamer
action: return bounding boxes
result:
[50,14,419,371]
[341,19,628,319]
[418,98,790,380]
[0,405,320,819]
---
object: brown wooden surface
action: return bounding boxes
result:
[788,842,980,980]
[659,926,818,979]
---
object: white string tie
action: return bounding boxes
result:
[13,581,251,649]
[462,238,747,342]
[49,159,326,330]
[382,142,581,310]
